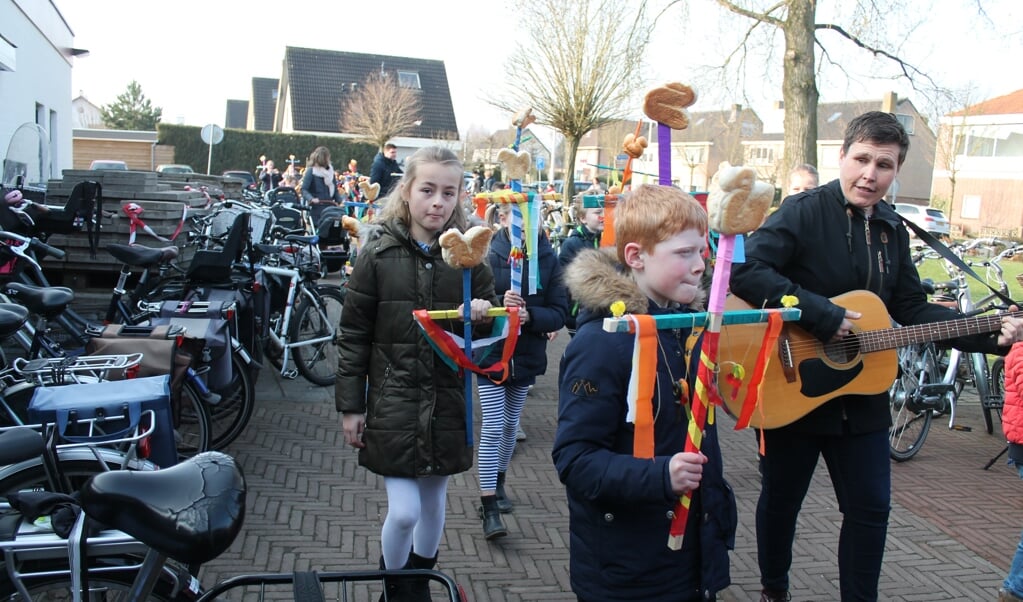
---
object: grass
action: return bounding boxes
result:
[915,253,1023,307]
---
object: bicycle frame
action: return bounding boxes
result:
[259,263,334,380]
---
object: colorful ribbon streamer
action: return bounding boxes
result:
[625,314,658,459]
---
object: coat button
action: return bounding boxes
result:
[666,510,675,519]
[424,465,432,473]
[603,513,614,522]
[703,512,710,523]
[425,263,433,270]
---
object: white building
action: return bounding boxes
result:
[0,0,78,183]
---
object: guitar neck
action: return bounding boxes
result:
[860,310,1022,353]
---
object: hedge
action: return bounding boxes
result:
[157,124,378,175]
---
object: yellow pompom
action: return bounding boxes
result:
[610,301,627,318]
[781,295,799,308]
[731,364,746,380]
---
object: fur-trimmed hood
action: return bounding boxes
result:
[563,248,706,324]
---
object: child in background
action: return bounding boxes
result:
[553,184,736,601]
[336,146,499,600]
[475,203,568,540]
[557,190,604,337]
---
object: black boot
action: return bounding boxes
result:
[479,495,508,540]
[378,553,413,602]
[407,552,437,602]
[495,471,513,513]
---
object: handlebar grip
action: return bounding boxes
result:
[30,238,66,260]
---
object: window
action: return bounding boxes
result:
[747,146,775,165]
[895,113,915,135]
[397,71,421,89]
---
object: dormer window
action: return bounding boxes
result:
[398,71,421,89]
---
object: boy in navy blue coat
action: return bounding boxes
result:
[553,184,736,601]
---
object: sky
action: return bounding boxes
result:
[57,0,1023,145]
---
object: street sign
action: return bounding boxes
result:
[536,156,546,171]
[200,124,224,175]
[200,124,224,145]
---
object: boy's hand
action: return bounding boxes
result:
[668,451,707,495]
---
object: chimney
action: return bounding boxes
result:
[882,91,898,114]
[774,100,784,110]
[729,104,742,123]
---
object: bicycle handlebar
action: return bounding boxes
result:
[0,230,66,260]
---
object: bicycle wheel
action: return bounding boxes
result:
[290,285,344,387]
[969,352,997,435]
[0,452,158,499]
[984,355,1005,436]
[173,383,212,460]
[889,344,934,462]
[200,350,255,449]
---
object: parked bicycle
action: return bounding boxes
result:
[889,238,1019,461]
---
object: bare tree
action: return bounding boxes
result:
[931,88,979,214]
[340,71,422,151]
[490,0,655,200]
[659,0,948,180]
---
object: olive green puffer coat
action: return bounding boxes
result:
[335,218,498,477]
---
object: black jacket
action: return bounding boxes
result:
[481,228,568,385]
[369,152,403,197]
[335,218,498,477]
[729,179,1006,435]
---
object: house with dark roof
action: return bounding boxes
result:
[248,77,279,132]
[225,99,248,130]
[745,92,936,204]
[575,105,763,191]
[274,46,458,154]
[931,88,1023,237]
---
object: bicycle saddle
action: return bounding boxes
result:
[106,243,179,268]
[81,451,246,565]
[0,302,28,338]
[2,282,74,318]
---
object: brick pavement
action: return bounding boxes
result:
[202,333,1023,601]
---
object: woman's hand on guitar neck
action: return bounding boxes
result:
[830,308,863,343]
[997,305,1023,347]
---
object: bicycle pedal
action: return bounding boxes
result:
[282,369,299,379]
[950,424,973,432]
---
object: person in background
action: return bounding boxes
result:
[1001,342,1023,602]
[337,146,498,601]
[281,160,301,189]
[258,159,282,193]
[730,111,1023,602]
[553,184,736,601]
[370,143,403,198]
[557,188,605,337]
[483,169,495,192]
[476,203,568,541]
[786,163,819,198]
[301,146,344,224]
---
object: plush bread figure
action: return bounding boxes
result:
[622,133,648,159]
[497,148,531,181]
[643,83,698,130]
[359,180,381,202]
[512,107,536,129]
[439,226,494,269]
[706,162,774,235]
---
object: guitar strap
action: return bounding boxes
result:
[898,215,1017,308]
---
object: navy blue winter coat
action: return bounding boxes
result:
[481,227,568,386]
[553,249,736,601]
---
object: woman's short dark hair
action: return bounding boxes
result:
[842,111,910,167]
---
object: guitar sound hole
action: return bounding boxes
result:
[822,334,860,364]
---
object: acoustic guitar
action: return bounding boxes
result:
[718,290,1011,429]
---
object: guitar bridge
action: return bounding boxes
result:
[779,329,797,383]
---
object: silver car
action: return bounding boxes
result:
[893,203,950,237]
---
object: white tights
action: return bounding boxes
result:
[380,475,449,568]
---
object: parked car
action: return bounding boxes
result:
[156,164,195,175]
[534,180,592,195]
[222,170,257,188]
[893,203,950,237]
[89,159,128,171]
